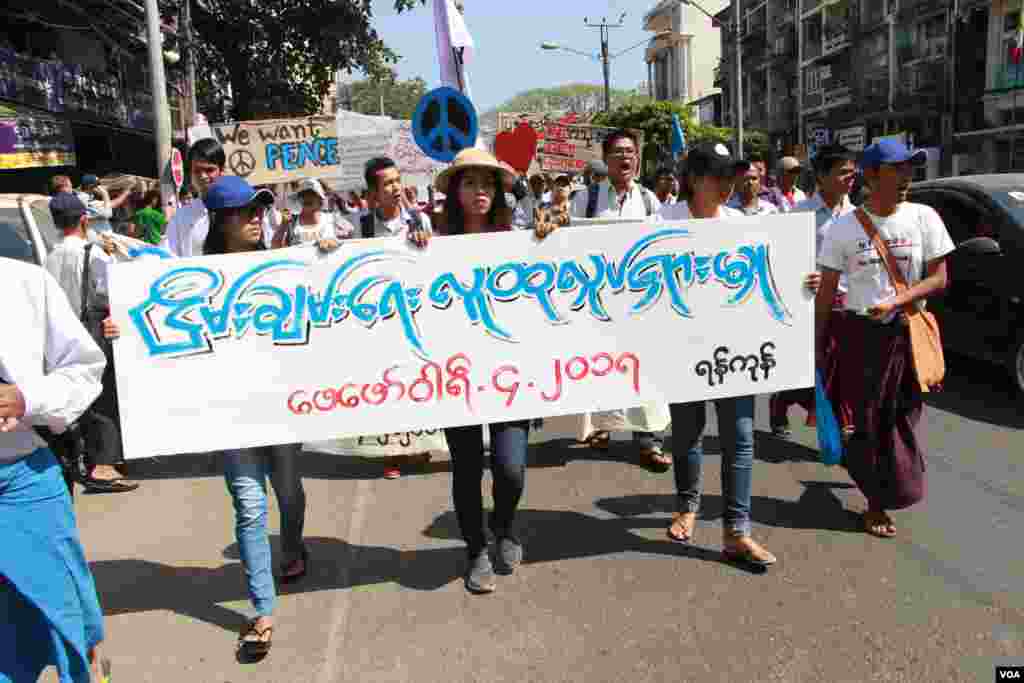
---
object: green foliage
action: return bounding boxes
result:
[486,84,636,118]
[180,0,426,122]
[590,100,769,173]
[346,77,428,120]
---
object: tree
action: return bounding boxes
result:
[482,84,636,126]
[591,100,769,177]
[346,77,428,120]
[180,0,425,122]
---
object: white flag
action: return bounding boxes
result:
[433,0,474,97]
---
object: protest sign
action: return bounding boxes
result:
[209,116,340,186]
[496,112,643,175]
[109,214,815,459]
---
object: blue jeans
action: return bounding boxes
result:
[222,444,306,618]
[669,397,755,537]
[444,422,530,556]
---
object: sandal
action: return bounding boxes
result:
[863,511,896,538]
[640,446,672,471]
[280,546,309,584]
[722,535,777,567]
[667,512,696,544]
[582,431,610,451]
[238,618,273,659]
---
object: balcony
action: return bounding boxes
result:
[823,85,852,108]
[0,47,158,131]
[988,65,1024,93]
[775,1,797,25]
[823,25,851,54]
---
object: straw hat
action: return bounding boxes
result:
[435,148,517,195]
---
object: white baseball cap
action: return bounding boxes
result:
[292,178,327,200]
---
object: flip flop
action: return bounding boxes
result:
[722,537,777,567]
[238,619,273,659]
[581,431,610,451]
[280,546,309,584]
[863,512,897,538]
[640,447,672,471]
[666,512,696,544]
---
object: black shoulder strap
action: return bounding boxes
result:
[586,183,600,218]
[81,243,94,323]
[361,212,375,239]
[641,187,654,216]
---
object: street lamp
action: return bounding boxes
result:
[540,29,673,112]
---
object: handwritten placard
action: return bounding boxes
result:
[109,215,815,459]
[209,115,340,185]
[496,112,643,176]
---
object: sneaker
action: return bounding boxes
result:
[465,550,496,594]
[494,536,523,575]
[383,466,400,480]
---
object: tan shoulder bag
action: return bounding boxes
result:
[854,208,945,392]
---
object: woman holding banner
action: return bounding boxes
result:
[432,149,555,594]
[202,176,341,659]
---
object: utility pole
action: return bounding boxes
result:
[585,14,627,112]
[735,0,744,158]
[182,0,198,124]
[144,0,174,208]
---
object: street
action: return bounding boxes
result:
[63,355,1024,682]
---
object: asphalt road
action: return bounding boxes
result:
[49,355,1024,682]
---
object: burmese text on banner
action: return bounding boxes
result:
[109,215,815,459]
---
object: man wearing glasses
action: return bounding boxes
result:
[768,156,807,213]
[570,129,660,220]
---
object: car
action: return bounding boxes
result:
[0,194,60,266]
[908,174,1024,393]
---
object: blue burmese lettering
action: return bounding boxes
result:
[129,231,791,360]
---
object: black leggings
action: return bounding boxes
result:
[444,421,530,556]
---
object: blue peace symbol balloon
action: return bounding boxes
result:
[412,87,479,163]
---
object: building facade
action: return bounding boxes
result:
[0,0,182,190]
[643,0,727,105]
[714,0,1001,175]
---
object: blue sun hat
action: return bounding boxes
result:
[204,176,275,210]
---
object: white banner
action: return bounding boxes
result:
[109,215,816,459]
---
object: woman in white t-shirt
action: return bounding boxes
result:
[815,141,954,539]
[273,178,352,248]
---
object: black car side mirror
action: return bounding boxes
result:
[959,236,1001,257]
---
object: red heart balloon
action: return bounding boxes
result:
[495,122,538,174]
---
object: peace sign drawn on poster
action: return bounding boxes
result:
[412,87,478,163]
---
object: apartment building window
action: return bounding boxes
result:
[806,66,826,93]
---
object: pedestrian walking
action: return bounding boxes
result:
[430,148,553,594]
[570,129,669,470]
[45,192,138,494]
[768,157,808,213]
[200,176,343,659]
[351,156,433,479]
[132,190,167,246]
[1,256,109,682]
[770,144,858,438]
[727,162,779,216]
[658,142,821,567]
[815,140,953,539]
[653,166,677,206]
[160,138,226,258]
[272,178,352,248]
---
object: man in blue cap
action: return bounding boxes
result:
[45,193,139,494]
[815,138,954,539]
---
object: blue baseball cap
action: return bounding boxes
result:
[860,139,927,169]
[81,174,99,188]
[204,176,275,210]
[49,192,88,221]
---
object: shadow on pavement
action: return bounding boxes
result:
[924,353,1024,429]
[594,480,861,533]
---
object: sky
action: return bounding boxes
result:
[369,0,657,112]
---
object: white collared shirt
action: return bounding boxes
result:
[1,258,105,463]
[44,234,113,317]
[768,185,807,213]
[657,202,743,221]
[726,196,779,216]
[351,207,433,239]
[160,198,208,257]
[795,193,856,293]
[570,179,661,219]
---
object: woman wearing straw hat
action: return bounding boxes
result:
[433,148,555,593]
